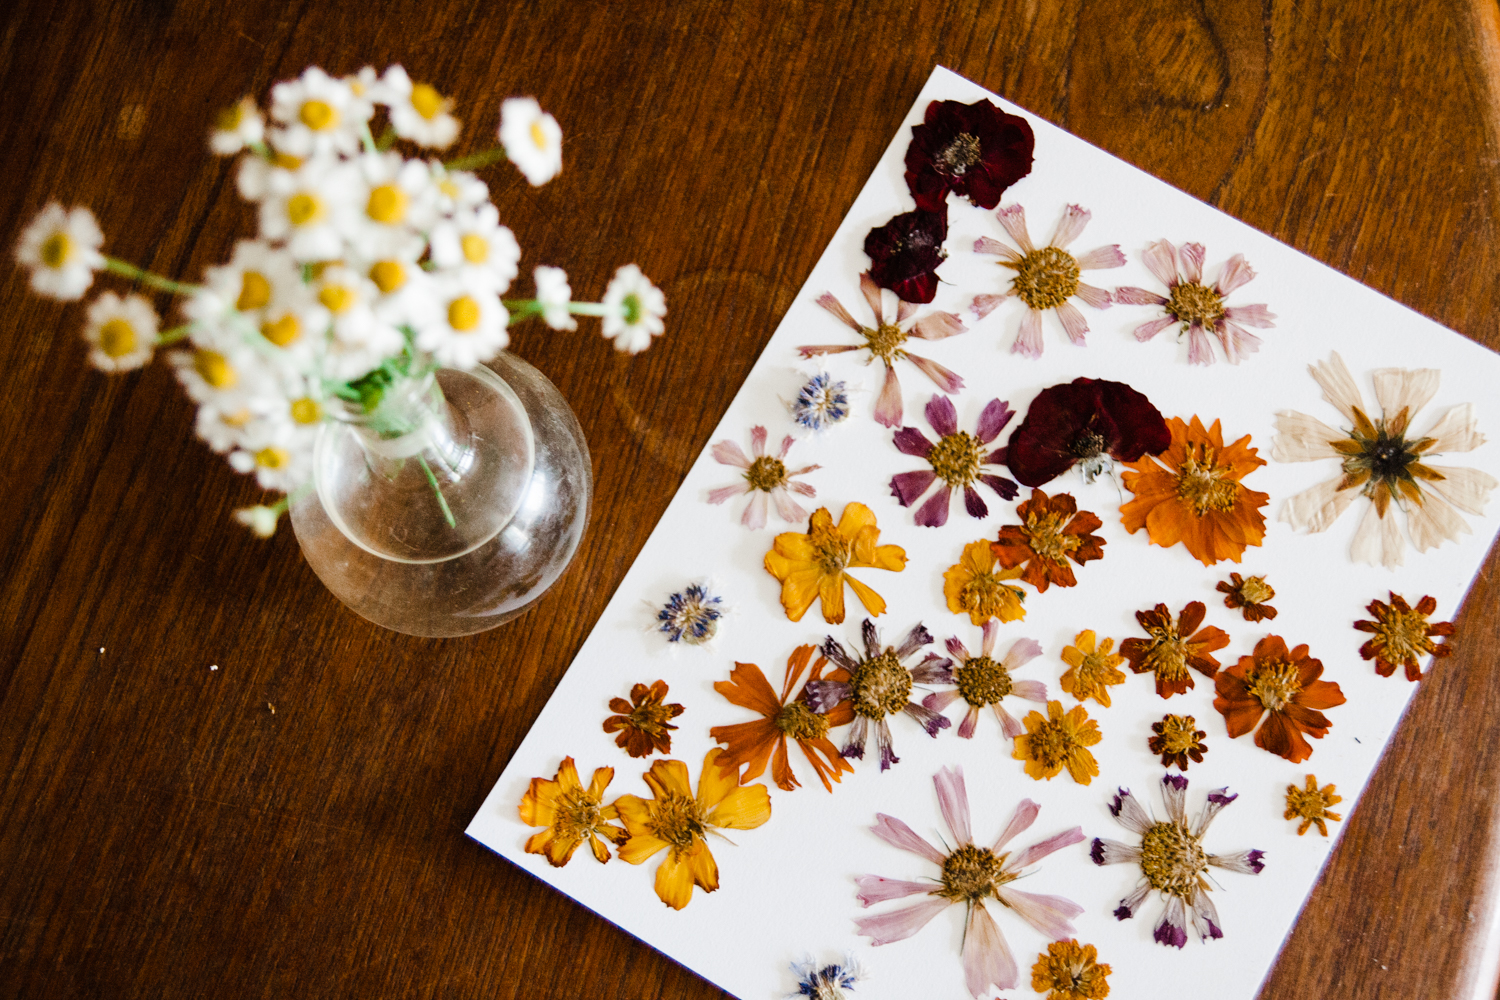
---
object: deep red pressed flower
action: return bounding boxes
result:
[1005,378,1171,488]
[904,98,1035,212]
[864,209,948,304]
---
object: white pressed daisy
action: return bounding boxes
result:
[15,202,105,301]
[428,203,520,293]
[228,422,313,492]
[601,264,666,354]
[309,264,404,357]
[209,96,266,155]
[414,273,509,368]
[268,66,368,159]
[377,65,460,149]
[258,158,354,262]
[339,151,436,260]
[82,292,158,372]
[426,161,488,216]
[498,97,562,186]
[533,265,576,330]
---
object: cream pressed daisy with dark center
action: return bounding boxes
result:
[1011,246,1080,311]
[850,650,913,719]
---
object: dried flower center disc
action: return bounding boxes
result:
[850,650,912,719]
[936,844,1010,901]
[1286,785,1334,824]
[744,455,788,492]
[955,655,1012,707]
[774,700,831,740]
[1154,716,1200,754]
[1339,414,1425,510]
[1237,575,1275,606]
[628,699,679,737]
[1139,628,1190,686]
[557,788,605,841]
[1011,246,1080,311]
[1167,280,1226,328]
[1246,659,1303,713]
[1370,606,1439,662]
[936,132,983,176]
[861,322,909,365]
[1027,711,1084,769]
[959,572,1021,620]
[810,521,853,574]
[927,431,985,487]
[650,791,706,850]
[1175,446,1239,515]
[1022,510,1082,563]
[1140,820,1208,899]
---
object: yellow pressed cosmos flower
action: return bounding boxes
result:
[1284,774,1342,837]
[764,502,906,624]
[614,748,772,910]
[1059,630,1126,707]
[518,757,626,867]
[1031,939,1112,999]
[1014,700,1101,784]
[943,539,1026,625]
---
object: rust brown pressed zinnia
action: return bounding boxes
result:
[1148,714,1207,770]
[1119,601,1229,698]
[1353,591,1455,681]
[1218,572,1277,622]
[602,679,685,758]
[991,488,1105,592]
[1213,635,1346,763]
[1030,939,1112,1000]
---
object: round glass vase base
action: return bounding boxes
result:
[289,353,592,638]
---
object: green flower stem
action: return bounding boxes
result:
[268,495,292,516]
[359,122,378,155]
[417,455,457,528]
[248,139,273,161]
[443,146,508,171]
[104,257,200,296]
[375,125,397,152]
[567,302,609,317]
[154,324,193,346]
[503,300,543,326]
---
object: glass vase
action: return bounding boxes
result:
[289,352,591,637]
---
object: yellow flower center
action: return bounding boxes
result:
[849,650,911,720]
[774,701,830,740]
[460,232,490,264]
[236,270,272,311]
[1175,445,1239,515]
[928,431,984,487]
[1245,659,1303,713]
[1012,246,1080,311]
[1023,710,1088,771]
[860,322,907,365]
[365,184,408,224]
[98,319,137,358]
[290,397,322,424]
[959,572,1023,621]
[1022,509,1082,564]
[810,519,853,575]
[1370,605,1438,663]
[439,178,460,199]
[261,314,301,346]
[255,446,291,470]
[215,101,244,132]
[1137,625,1190,687]
[286,192,324,227]
[410,83,445,120]
[318,285,356,313]
[555,788,605,841]
[448,295,482,332]
[299,99,337,131]
[193,349,236,389]
[649,792,706,850]
[273,151,304,170]
[222,408,252,428]
[1153,715,1201,755]
[369,260,406,293]
[745,455,787,493]
[530,119,549,149]
[1140,820,1208,900]
[40,231,72,268]
[936,844,1012,902]
[954,655,1011,707]
[1168,280,1226,328]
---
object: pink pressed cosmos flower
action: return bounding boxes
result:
[708,426,820,529]
[891,395,1018,526]
[1114,240,1276,365]
[800,272,966,428]
[972,204,1125,358]
[919,621,1047,739]
[854,767,1084,998]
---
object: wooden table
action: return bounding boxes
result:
[5,2,1500,997]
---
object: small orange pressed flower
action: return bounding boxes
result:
[764,502,907,624]
[1213,635,1347,763]
[943,539,1026,624]
[709,645,854,792]
[603,680,684,758]
[614,748,772,909]
[1059,629,1126,707]
[1354,592,1455,681]
[1217,572,1277,622]
[518,757,627,867]
[1148,714,1207,770]
[1031,939,1112,999]
[1014,700,1101,783]
[1120,601,1229,698]
[1285,774,1343,836]
[1120,415,1269,565]
[991,488,1105,592]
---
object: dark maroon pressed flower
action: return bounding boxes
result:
[890,395,1018,526]
[905,99,1035,212]
[864,208,948,304]
[1005,378,1171,488]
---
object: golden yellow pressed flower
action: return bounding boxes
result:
[1031,939,1112,999]
[1284,774,1343,837]
[614,748,772,909]
[518,757,627,867]
[1014,700,1101,784]
[764,502,907,624]
[1059,630,1126,707]
[943,539,1026,625]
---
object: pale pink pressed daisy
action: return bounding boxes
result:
[853,767,1084,998]
[800,271,966,428]
[1114,239,1276,365]
[919,622,1047,739]
[708,426,820,529]
[971,204,1125,358]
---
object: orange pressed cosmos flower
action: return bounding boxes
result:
[1120,415,1269,565]
[1354,592,1455,681]
[764,502,907,624]
[1031,939,1112,1000]
[1059,629,1126,707]
[1285,774,1343,836]
[614,748,772,910]
[1213,635,1346,763]
[1120,601,1229,698]
[709,645,854,792]
[991,489,1105,592]
[943,539,1027,624]
[1013,700,1101,784]
[518,757,627,867]
[603,680,684,758]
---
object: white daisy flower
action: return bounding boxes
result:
[194,399,258,454]
[377,65,460,149]
[234,504,282,538]
[15,202,105,301]
[170,342,279,410]
[189,239,302,326]
[414,273,509,369]
[428,203,520,293]
[426,161,488,216]
[258,158,354,262]
[255,371,329,457]
[363,253,438,331]
[236,151,304,203]
[498,97,562,186]
[268,66,368,159]
[210,97,265,155]
[345,65,380,104]
[601,264,666,354]
[82,292,158,372]
[533,265,576,330]
[228,422,313,492]
[337,152,436,260]
[309,264,404,356]
[320,332,391,384]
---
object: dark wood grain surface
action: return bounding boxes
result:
[4,2,1500,997]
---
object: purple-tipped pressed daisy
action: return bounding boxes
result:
[853,767,1084,998]
[1114,240,1276,365]
[803,619,952,771]
[890,395,1019,527]
[1091,774,1265,948]
[1005,377,1171,488]
[708,425,821,529]
[920,621,1047,738]
[800,272,967,428]
[972,204,1126,358]
[864,209,949,305]
[904,98,1035,212]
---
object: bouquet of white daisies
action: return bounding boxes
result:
[14,64,666,536]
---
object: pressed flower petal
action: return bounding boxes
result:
[706,784,773,830]
[975,398,1015,444]
[995,703,1026,738]
[1222,302,1276,328]
[1308,352,1363,423]
[1051,204,1091,248]
[1133,315,1176,341]
[854,897,951,945]
[923,688,965,713]
[910,310,968,341]
[1408,490,1471,551]
[993,885,1082,939]
[891,469,940,506]
[1007,827,1085,869]
[934,765,973,845]
[978,473,1019,499]
[992,798,1041,851]
[1161,774,1188,826]
[1002,637,1044,670]
[707,482,752,504]
[972,293,1008,318]
[926,393,960,437]
[1424,464,1498,515]
[1217,321,1263,363]
[1010,679,1048,702]
[772,487,807,524]
[914,486,953,527]
[871,813,947,864]
[874,364,903,428]
[1012,308,1044,358]
[1350,500,1405,568]
[855,875,936,905]
[1114,285,1169,306]
[957,706,982,738]
[1185,324,1214,365]
[1155,894,1189,948]
[1073,245,1127,270]
[742,491,769,529]
[859,271,886,324]
[963,486,987,518]
[1272,410,1346,462]
[905,352,965,393]
[996,204,1033,252]
[903,702,952,736]
[1216,254,1256,294]
[1279,475,1359,532]
[1055,301,1089,345]
[1189,885,1225,940]
[1091,837,1143,866]
[1142,240,1179,286]
[1372,367,1441,419]
[1073,281,1112,309]
[1209,849,1267,874]
[815,292,864,331]
[964,903,1020,996]
[712,439,752,468]
[1424,403,1486,454]
[974,235,1022,261]
[1114,881,1151,919]
[893,425,937,457]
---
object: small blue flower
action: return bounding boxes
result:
[789,955,863,999]
[792,372,851,432]
[657,583,724,645]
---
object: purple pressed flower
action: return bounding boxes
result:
[971,204,1126,358]
[800,272,967,428]
[864,209,948,305]
[708,425,820,528]
[1005,377,1171,487]
[904,99,1035,212]
[1091,774,1264,948]
[1115,239,1277,365]
[802,619,951,771]
[919,621,1046,738]
[789,955,864,998]
[854,767,1084,998]
[890,395,1019,527]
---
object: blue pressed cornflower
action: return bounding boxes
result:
[792,371,852,432]
[789,955,864,999]
[657,583,724,645]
